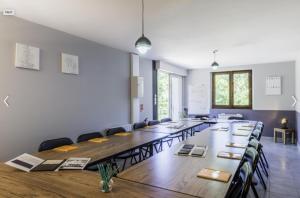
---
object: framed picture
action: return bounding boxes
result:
[15,43,40,70]
[61,53,79,75]
[266,76,281,95]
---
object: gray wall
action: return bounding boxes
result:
[187,61,296,137]
[0,16,130,160]
[139,58,153,121]
[296,58,300,145]
[187,61,296,112]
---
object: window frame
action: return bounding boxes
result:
[212,70,252,109]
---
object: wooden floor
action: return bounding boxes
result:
[248,137,300,198]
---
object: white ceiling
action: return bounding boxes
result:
[1,0,300,69]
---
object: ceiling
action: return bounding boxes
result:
[1,0,300,69]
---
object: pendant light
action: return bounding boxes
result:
[135,0,152,54]
[211,50,219,70]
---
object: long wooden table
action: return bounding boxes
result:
[137,120,204,140]
[35,131,168,166]
[118,121,256,198]
[0,165,196,198]
[1,120,256,197]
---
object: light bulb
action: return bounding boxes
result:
[135,35,152,54]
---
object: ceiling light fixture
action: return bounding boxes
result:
[135,0,152,54]
[211,50,219,70]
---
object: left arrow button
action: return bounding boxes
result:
[4,96,9,107]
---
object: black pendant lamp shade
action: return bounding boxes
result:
[135,0,152,54]
[135,34,152,54]
[211,50,219,70]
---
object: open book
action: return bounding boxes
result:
[5,153,90,172]
[197,168,232,182]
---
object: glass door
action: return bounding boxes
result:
[157,71,170,120]
[170,75,183,121]
[157,70,183,121]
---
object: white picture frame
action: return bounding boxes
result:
[266,76,281,95]
[15,43,40,70]
[61,53,79,75]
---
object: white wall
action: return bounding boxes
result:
[0,16,131,160]
[139,58,153,121]
[295,58,300,113]
[187,61,295,114]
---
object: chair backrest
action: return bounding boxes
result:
[244,147,259,169]
[226,161,253,198]
[148,120,160,126]
[133,122,147,130]
[106,127,126,136]
[161,118,172,123]
[250,129,261,140]
[248,138,260,151]
[195,114,209,119]
[228,116,244,120]
[38,137,73,152]
[77,132,103,143]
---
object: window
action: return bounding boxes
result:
[157,71,170,120]
[212,70,252,109]
[157,71,183,120]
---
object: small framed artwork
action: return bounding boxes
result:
[61,53,79,75]
[15,43,40,70]
[266,76,281,95]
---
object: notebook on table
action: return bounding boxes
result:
[177,144,194,156]
[114,132,131,137]
[197,168,232,183]
[5,153,64,172]
[53,145,78,152]
[226,143,247,148]
[58,157,91,170]
[217,151,243,160]
[191,145,208,157]
[88,138,109,143]
[232,131,249,136]
[31,159,66,171]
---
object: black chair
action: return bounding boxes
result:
[148,120,160,126]
[250,125,269,169]
[228,116,244,120]
[226,161,253,198]
[77,132,103,143]
[38,137,73,152]
[161,118,172,123]
[106,127,126,136]
[243,147,266,197]
[106,127,140,171]
[195,114,210,120]
[133,122,147,130]
[147,120,167,153]
[248,138,269,179]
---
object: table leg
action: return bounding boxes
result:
[292,132,295,144]
[274,130,277,143]
[283,132,286,144]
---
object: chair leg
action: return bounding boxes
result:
[261,149,269,168]
[256,167,267,190]
[167,139,173,147]
[110,159,119,174]
[258,158,269,177]
[251,182,259,198]
[121,158,127,171]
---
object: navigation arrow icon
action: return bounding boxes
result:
[3,96,9,107]
[292,95,297,107]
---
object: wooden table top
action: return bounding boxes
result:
[136,120,204,134]
[0,165,196,198]
[35,131,168,164]
[118,121,256,198]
